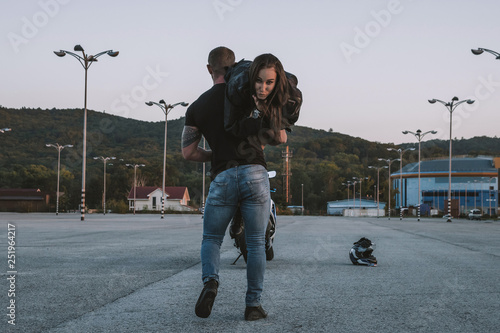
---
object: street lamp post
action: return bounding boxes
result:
[46,143,73,215]
[428,97,474,222]
[352,179,357,212]
[368,165,388,218]
[342,181,352,202]
[1,128,12,133]
[465,181,469,214]
[488,177,497,216]
[126,164,145,215]
[402,129,437,221]
[342,181,352,216]
[378,158,400,219]
[93,156,116,215]
[474,180,477,209]
[54,45,119,221]
[352,177,368,215]
[145,100,188,219]
[387,148,415,220]
[359,177,369,210]
[480,179,484,213]
[301,183,304,215]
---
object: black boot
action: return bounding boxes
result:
[244,305,267,321]
[195,279,219,318]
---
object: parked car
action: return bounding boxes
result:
[468,209,481,220]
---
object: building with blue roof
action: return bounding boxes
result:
[390,156,499,216]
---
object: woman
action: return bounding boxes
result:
[224,53,302,148]
[248,53,290,147]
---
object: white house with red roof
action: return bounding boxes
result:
[127,186,193,212]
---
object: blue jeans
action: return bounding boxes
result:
[201,164,270,307]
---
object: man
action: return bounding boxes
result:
[182,46,270,321]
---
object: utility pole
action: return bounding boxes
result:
[282,146,293,204]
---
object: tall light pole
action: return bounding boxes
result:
[480,178,484,213]
[474,180,477,209]
[387,147,415,220]
[428,97,474,222]
[378,158,400,219]
[54,45,119,221]
[342,181,352,203]
[301,183,304,215]
[126,163,145,215]
[368,165,388,218]
[352,179,357,212]
[342,181,352,216]
[1,128,12,133]
[488,177,495,217]
[402,129,437,221]
[465,181,469,214]
[145,100,188,219]
[93,156,116,215]
[46,143,73,215]
[358,177,369,210]
[352,177,368,215]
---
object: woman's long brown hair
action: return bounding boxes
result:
[249,54,289,132]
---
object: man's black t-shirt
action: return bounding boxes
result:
[184,83,266,178]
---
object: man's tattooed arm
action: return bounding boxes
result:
[181,126,212,162]
[182,126,202,148]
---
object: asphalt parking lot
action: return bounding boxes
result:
[1,212,499,333]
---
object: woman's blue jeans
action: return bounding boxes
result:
[201,164,270,307]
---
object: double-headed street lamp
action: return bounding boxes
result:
[428,97,474,222]
[126,163,145,215]
[54,45,119,221]
[378,158,400,219]
[402,129,437,221]
[145,100,188,219]
[93,156,116,215]
[1,128,12,133]
[387,147,415,220]
[368,165,388,218]
[46,143,73,215]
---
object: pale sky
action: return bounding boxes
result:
[2,0,499,144]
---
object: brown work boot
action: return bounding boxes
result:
[244,305,267,321]
[195,279,218,318]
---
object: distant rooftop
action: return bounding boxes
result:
[393,156,497,176]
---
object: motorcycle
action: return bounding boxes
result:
[230,171,277,264]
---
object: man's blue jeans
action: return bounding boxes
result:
[201,164,270,307]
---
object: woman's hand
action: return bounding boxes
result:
[252,94,267,112]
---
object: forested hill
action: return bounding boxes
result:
[1,107,499,212]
